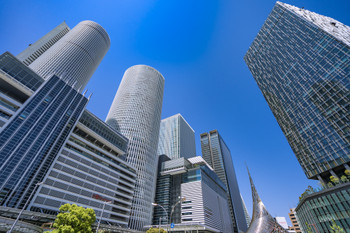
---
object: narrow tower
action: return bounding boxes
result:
[29,20,110,91]
[17,21,70,66]
[200,130,247,233]
[157,113,196,159]
[106,65,164,230]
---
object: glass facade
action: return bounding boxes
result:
[296,183,350,233]
[157,114,196,159]
[200,130,248,233]
[0,75,88,209]
[244,2,350,180]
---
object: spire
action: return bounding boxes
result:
[246,167,288,233]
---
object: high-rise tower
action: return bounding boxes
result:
[29,20,110,91]
[157,113,196,159]
[245,2,350,231]
[17,22,70,66]
[106,65,164,230]
[200,130,248,233]
[244,2,350,182]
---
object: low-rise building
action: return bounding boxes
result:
[150,156,233,233]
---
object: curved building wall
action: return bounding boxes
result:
[105,65,164,230]
[29,20,110,91]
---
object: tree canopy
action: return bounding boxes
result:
[45,203,96,233]
[146,227,167,233]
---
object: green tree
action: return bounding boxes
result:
[45,203,96,233]
[330,220,345,233]
[340,175,348,183]
[305,222,314,233]
[330,176,340,185]
[146,227,167,233]
[345,170,350,178]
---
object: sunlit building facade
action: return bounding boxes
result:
[29,20,110,91]
[244,1,350,182]
[106,65,164,230]
[201,130,248,233]
[157,113,196,159]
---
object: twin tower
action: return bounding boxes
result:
[17,20,164,230]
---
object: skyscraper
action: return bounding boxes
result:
[16,22,70,66]
[200,130,248,233]
[244,1,350,182]
[29,20,110,91]
[106,65,164,230]
[245,2,350,231]
[157,113,196,159]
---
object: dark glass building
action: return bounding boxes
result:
[244,1,350,181]
[245,2,350,232]
[0,74,88,209]
[200,130,247,233]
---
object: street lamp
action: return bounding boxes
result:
[95,200,112,233]
[152,203,169,232]
[169,196,186,232]
[7,182,44,233]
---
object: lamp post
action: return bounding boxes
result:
[95,200,112,233]
[7,182,44,233]
[169,196,186,232]
[152,203,168,232]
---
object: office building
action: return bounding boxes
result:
[246,170,288,233]
[17,22,70,66]
[0,21,140,232]
[275,217,289,230]
[0,72,88,209]
[244,1,350,182]
[245,2,350,232]
[106,65,164,230]
[200,130,248,232]
[151,156,233,233]
[29,110,136,227]
[288,208,301,233]
[158,113,196,159]
[296,182,350,232]
[29,20,110,91]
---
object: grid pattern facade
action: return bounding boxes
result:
[105,65,165,230]
[30,110,136,227]
[0,75,88,209]
[17,22,70,66]
[0,52,44,93]
[244,2,350,180]
[181,166,233,233]
[157,114,196,159]
[296,183,350,232]
[29,21,110,91]
[200,130,248,233]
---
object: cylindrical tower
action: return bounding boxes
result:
[29,20,110,90]
[106,65,164,230]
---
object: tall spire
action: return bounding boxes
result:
[246,168,288,233]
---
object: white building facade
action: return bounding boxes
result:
[106,65,164,230]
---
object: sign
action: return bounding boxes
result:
[92,194,111,202]
[170,223,175,228]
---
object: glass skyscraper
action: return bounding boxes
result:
[244,2,350,182]
[200,130,248,233]
[157,113,196,159]
[106,65,164,230]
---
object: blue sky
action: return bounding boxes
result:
[1,0,349,225]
